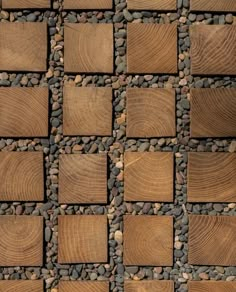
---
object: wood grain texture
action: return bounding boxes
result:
[127,88,175,137]
[0,152,44,202]
[59,281,109,292]
[124,215,173,266]
[188,153,236,202]
[191,0,236,12]
[2,0,50,9]
[189,281,236,292]
[0,23,47,72]
[190,25,236,75]
[59,154,107,204]
[0,216,43,266]
[0,281,43,292]
[64,24,113,73]
[127,24,177,74]
[125,281,174,292]
[64,0,112,9]
[63,87,112,136]
[190,89,236,137]
[189,215,236,266]
[124,152,173,202]
[0,88,48,137]
[58,215,107,263]
[127,0,176,10]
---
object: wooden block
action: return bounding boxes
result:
[190,89,236,138]
[64,0,112,9]
[188,153,236,202]
[0,88,48,137]
[190,25,236,75]
[64,24,113,73]
[125,281,174,292]
[127,88,175,137]
[58,215,107,263]
[124,215,173,266]
[59,281,109,292]
[191,0,236,12]
[59,154,107,204]
[189,281,236,292]
[0,216,43,266]
[63,87,112,136]
[124,152,173,202]
[0,280,43,292]
[0,23,47,72]
[127,24,177,74]
[127,0,176,10]
[2,0,50,9]
[189,215,236,266]
[0,152,44,202]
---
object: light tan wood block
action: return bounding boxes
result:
[189,215,236,266]
[191,0,236,12]
[59,281,109,292]
[125,281,174,292]
[64,0,112,9]
[58,215,107,263]
[124,215,173,266]
[0,281,43,292]
[127,0,176,10]
[2,0,50,9]
[0,216,43,266]
[189,281,236,292]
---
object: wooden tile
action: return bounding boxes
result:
[189,215,236,266]
[64,0,112,9]
[125,281,174,292]
[0,152,44,202]
[0,280,43,292]
[58,215,107,263]
[64,24,113,73]
[127,24,177,74]
[127,88,175,137]
[191,0,236,12]
[59,281,109,292]
[0,216,43,266]
[190,25,236,75]
[188,153,236,203]
[63,87,112,136]
[59,154,107,204]
[189,281,236,292]
[0,88,48,137]
[190,89,236,138]
[124,215,173,266]
[0,23,47,72]
[127,0,176,10]
[2,0,50,9]
[124,152,173,202]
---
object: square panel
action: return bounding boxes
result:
[64,24,113,73]
[124,215,173,266]
[190,0,236,12]
[64,0,112,9]
[2,0,50,9]
[125,281,174,292]
[59,281,109,292]
[0,216,43,266]
[124,152,173,202]
[0,23,47,72]
[127,0,176,10]
[190,88,236,138]
[63,87,112,136]
[0,281,43,292]
[189,215,236,266]
[190,25,236,75]
[127,24,177,74]
[59,154,107,204]
[127,88,176,137]
[58,215,107,263]
[188,281,236,292]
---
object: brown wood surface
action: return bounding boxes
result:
[127,88,175,137]
[189,281,236,292]
[0,216,43,266]
[63,87,112,136]
[190,89,236,137]
[59,281,109,292]
[124,152,173,202]
[58,215,107,263]
[127,24,177,74]
[64,24,113,73]
[0,23,47,72]
[59,154,107,204]
[127,0,176,10]
[189,215,236,266]
[191,0,236,12]
[2,0,50,9]
[0,88,48,137]
[124,215,173,266]
[64,0,112,9]
[0,152,44,201]
[0,281,43,292]
[190,25,236,75]
[188,153,236,202]
[125,281,174,292]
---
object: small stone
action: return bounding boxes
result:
[199,273,209,280]
[75,75,82,83]
[114,230,123,244]
[229,141,236,152]
[225,14,233,24]
[27,13,37,22]
[90,273,97,280]
[123,9,133,21]
[45,227,52,242]
[138,142,150,152]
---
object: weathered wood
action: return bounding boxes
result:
[191,0,236,12]
[64,0,112,9]
[59,281,109,292]
[2,0,50,9]
[127,0,176,10]
[125,281,174,292]
[189,281,236,292]
[0,281,43,292]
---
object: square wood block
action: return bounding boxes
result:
[58,215,108,263]
[127,0,176,10]
[190,0,236,12]
[0,280,43,292]
[188,281,236,292]
[125,281,174,292]
[2,0,50,9]
[59,281,109,292]
[64,0,112,9]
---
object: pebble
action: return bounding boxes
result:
[114,230,123,244]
